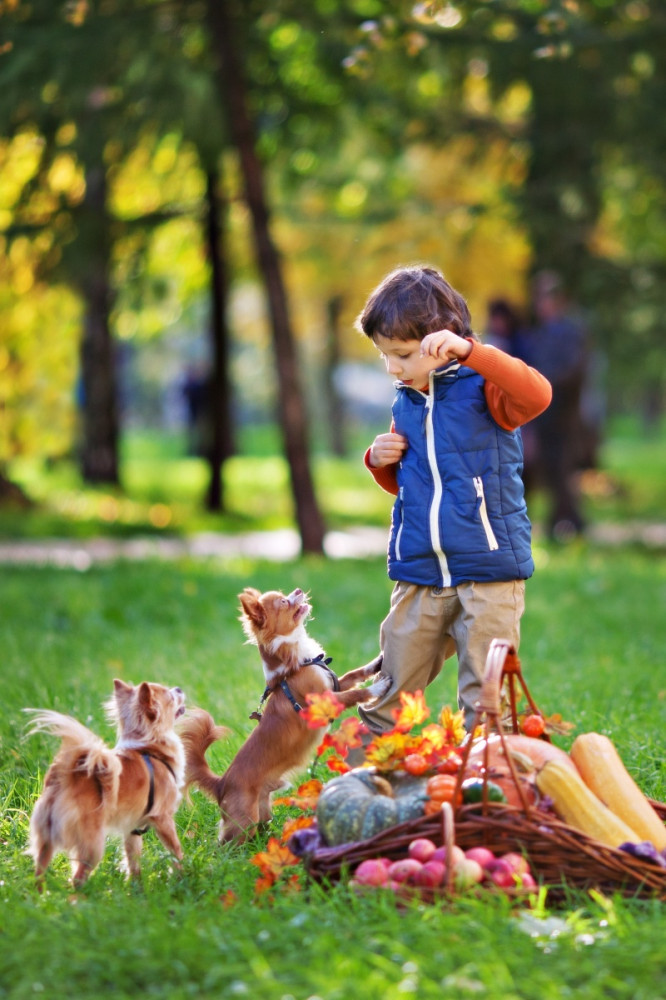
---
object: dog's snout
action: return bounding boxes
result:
[173,686,184,696]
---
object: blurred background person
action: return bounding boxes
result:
[521,271,589,542]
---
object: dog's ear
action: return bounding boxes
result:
[138,681,158,721]
[239,589,266,629]
[113,678,133,695]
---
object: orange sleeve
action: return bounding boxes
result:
[463,340,552,430]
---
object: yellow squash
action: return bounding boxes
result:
[570,732,666,850]
[536,759,641,849]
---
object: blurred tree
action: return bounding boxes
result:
[204,0,326,552]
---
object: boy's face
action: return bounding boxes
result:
[373,334,443,389]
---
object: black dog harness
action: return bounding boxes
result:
[131,752,177,836]
[249,654,338,722]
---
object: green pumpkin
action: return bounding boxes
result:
[316,768,429,846]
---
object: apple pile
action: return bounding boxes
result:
[348,837,537,894]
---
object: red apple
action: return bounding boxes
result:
[517,871,537,890]
[490,860,516,888]
[387,858,423,884]
[432,844,465,867]
[415,860,446,888]
[408,838,437,863]
[464,846,496,872]
[498,852,530,876]
[453,857,484,890]
[354,859,390,887]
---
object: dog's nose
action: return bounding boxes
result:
[293,589,303,598]
[173,687,183,695]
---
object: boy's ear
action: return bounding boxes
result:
[239,589,265,629]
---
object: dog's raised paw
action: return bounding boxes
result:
[366,673,392,700]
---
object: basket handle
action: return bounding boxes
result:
[476,638,546,733]
[440,801,456,895]
[454,638,546,820]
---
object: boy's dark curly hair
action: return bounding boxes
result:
[356,265,475,343]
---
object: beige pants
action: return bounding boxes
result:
[359,579,525,732]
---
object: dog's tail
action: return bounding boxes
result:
[25,709,121,798]
[178,708,229,805]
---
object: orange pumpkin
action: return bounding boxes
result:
[425,773,462,809]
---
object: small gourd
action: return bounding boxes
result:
[570,733,666,850]
[316,768,429,846]
[536,759,641,849]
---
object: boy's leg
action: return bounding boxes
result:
[448,580,525,728]
[358,581,457,734]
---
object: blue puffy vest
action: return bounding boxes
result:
[387,363,534,587]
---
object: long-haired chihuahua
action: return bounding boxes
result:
[180,587,389,842]
[26,679,186,886]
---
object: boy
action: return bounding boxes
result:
[357,265,552,730]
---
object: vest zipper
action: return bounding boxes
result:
[395,487,404,560]
[425,379,451,586]
[473,476,499,550]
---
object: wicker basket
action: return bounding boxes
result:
[307,639,666,900]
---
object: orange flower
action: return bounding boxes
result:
[300,690,345,728]
[391,690,430,733]
[273,778,323,810]
[219,889,238,909]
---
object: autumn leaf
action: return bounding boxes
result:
[251,837,299,881]
[300,689,345,728]
[365,730,411,770]
[542,712,575,736]
[254,874,275,896]
[438,705,466,746]
[391,690,430,733]
[273,778,323,810]
[317,716,367,757]
[419,723,448,752]
[280,815,316,843]
[326,755,351,774]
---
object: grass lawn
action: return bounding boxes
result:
[3,416,666,541]
[2,545,666,999]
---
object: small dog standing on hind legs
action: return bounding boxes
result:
[26,679,186,886]
[180,587,390,843]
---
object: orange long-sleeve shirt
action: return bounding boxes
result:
[365,340,552,496]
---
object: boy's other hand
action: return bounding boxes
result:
[420,329,472,362]
[369,432,408,468]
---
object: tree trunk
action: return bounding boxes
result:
[205,0,326,553]
[0,470,32,507]
[205,168,235,512]
[324,295,346,457]
[78,164,119,485]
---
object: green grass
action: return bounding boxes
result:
[3,416,666,541]
[2,547,666,998]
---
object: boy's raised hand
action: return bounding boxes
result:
[420,329,472,362]
[369,432,408,468]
